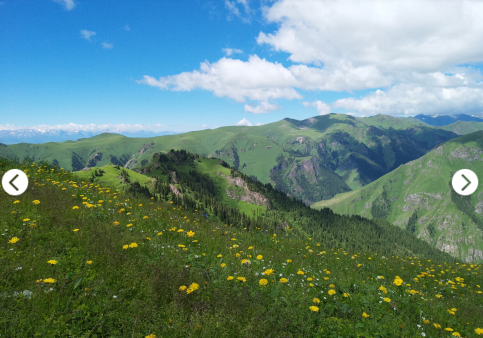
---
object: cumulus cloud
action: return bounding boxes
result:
[138,0,483,117]
[137,55,302,103]
[137,55,393,109]
[258,0,483,72]
[244,101,281,114]
[302,100,331,115]
[202,124,208,127]
[52,0,75,10]
[222,48,243,56]
[255,122,264,126]
[102,42,114,49]
[80,30,96,41]
[235,118,252,126]
[0,123,167,132]
[332,83,483,116]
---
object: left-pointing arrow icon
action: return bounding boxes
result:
[2,169,29,196]
[9,174,19,191]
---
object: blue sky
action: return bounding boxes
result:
[1,0,483,133]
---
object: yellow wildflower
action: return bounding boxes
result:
[186,282,199,294]
[394,276,403,286]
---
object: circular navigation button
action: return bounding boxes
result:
[452,169,478,196]
[2,169,29,196]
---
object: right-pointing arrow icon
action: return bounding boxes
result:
[452,169,478,196]
[461,174,471,191]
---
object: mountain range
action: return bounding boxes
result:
[414,113,483,126]
[0,129,179,145]
[0,114,465,205]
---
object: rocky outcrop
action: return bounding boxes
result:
[218,172,271,208]
[169,184,182,197]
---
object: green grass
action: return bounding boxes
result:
[1,159,483,337]
[72,164,155,193]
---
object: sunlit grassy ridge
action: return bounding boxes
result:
[1,158,483,337]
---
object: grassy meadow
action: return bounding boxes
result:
[1,158,483,337]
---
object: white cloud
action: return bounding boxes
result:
[137,55,393,108]
[236,118,252,126]
[137,55,302,103]
[224,0,252,22]
[255,122,264,126]
[332,83,483,116]
[124,25,130,31]
[244,101,281,114]
[302,100,331,115]
[202,124,208,127]
[225,0,241,18]
[80,30,96,41]
[258,0,483,72]
[52,0,75,10]
[0,123,168,132]
[102,42,114,49]
[222,48,243,56]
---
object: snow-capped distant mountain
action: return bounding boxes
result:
[0,129,180,145]
[414,113,483,126]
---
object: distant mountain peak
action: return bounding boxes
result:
[414,113,483,126]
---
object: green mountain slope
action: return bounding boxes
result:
[69,149,459,263]
[312,131,483,263]
[0,114,458,204]
[441,121,483,135]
